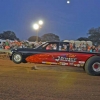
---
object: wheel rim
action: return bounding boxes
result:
[13,54,22,62]
[92,62,100,72]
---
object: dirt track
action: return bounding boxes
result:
[0,57,100,100]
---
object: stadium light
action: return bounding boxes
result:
[67,0,70,4]
[38,20,43,25]
[33,20,43,42]
[33,23,39,30]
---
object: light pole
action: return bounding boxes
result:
[33,20,43,42]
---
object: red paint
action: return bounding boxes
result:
[26,52,96,67]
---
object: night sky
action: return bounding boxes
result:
[0,0,100,40]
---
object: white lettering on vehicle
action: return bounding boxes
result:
[55,56,77,62]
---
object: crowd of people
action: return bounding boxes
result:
[0,39,100,52]
[0,39,42,50]
[68,42,100,52]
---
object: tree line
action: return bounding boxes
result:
[0,27,100,45]
[77,27,100,46]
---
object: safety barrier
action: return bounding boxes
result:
[0,49,11,58]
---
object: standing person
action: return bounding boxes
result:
[2,42,6,49]
[98,45,100,52]
[73,42,76,51]
[78,44,82,51]
[0,42,2,49]
[5,39,10,49]
[92,45,96,52]
[89,47,92,52]
[61,44,66,51]
[82,43,86,51]
[86,42,89,51]
[5,39,9,46]
[69,43,73,51]
[87,45,91,52]
[31,43,35,48]
[95,46,98,52]
[66,43,70,51]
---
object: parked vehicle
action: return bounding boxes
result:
[10,41,100,76]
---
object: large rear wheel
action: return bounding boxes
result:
[85,56,100,76]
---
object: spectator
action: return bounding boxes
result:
[98,45,100,52]
[69,43,73,51]
[46,44,53,50]
[53,44,57,50]
[2,42,6,49]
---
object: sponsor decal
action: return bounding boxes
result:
[51,62,57,65]
[46,62,51,64]
[77,64,80,67]
[68,54,76,58]
[59,62,68,66]
[42,61,46,64]
[79,61,85,63]
[69,62,74,65]
[55,55,77,62]
[42,61,57,65]
[80,64,84,66]
[74,64,77,66]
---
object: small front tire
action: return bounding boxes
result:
[12,53,22,64]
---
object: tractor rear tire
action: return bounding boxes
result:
[85,56,100,76]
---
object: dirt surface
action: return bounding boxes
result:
[0,56,100,100]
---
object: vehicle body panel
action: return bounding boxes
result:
[10,41,100,67]
[26,51,98,67]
